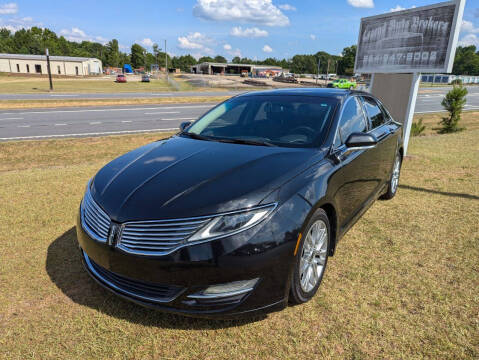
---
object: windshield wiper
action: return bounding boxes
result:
[180,132,213,141]
[215,138,276,147]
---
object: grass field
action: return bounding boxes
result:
[0,122,478,359]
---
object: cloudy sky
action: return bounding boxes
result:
[0,0,478,59]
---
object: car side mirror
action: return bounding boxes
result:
[345,132,378,149]
[179,121,192,132]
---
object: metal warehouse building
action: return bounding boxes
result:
[190,62,282,76]
[0,53,102,76]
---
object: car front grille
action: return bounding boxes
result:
[117,217,213,255]
[81,188,111,242]
[83,251,185,303]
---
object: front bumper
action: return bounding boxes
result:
[75,200,307,318]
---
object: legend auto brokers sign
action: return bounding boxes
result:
[355,2,461,73]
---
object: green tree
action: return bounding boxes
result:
[337,45,357,76]
[105,39,120,67]
[213,55,227,63]
[130,43,145,68]
[198,56,214,63]
[172,55,196,72]
[439,85,468,133]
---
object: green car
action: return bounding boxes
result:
[329,78,357,89]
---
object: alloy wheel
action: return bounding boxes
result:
[299,220,328,293]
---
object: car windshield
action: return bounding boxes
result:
[183,95,338,148]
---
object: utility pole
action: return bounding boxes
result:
[316,59,320,85]
[326,59,331,86]
[46,48,53,91]
[165,39,168,82]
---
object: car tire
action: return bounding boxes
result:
[380,151,402,200]
[289,208,330,305]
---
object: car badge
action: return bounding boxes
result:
[108,223,121,246]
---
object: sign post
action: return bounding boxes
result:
[46,48,53,91]
[355,0,465,155]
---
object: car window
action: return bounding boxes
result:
[186,95,338,148]
[362,97,386,129]
[336,97,368,146]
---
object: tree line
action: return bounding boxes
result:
[1,27,479,76]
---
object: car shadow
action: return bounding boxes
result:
[399,184,479,200]
[46,227,266,329]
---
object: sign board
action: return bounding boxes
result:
[355,1,464,74]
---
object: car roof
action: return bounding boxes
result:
[237,88,370,100]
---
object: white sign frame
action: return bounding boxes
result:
[354,0,465,74]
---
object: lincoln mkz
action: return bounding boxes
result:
[76,88,403,318]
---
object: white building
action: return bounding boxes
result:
[421,74,479,84]
[0,53,102,76]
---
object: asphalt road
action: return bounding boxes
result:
[0,90,243,100]
[1,87,478,141]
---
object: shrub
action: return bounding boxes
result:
[450,79,463,85]
[411,118,426,136]
[439,85,468,133]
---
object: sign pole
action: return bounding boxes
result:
[46,48,53,91]
[402,73,420,156]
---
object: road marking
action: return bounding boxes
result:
[144,111,180,115]
[49,94,79,97]
[0,105,214,116]
[17,125,30,128]
[54,123,68,126]
[121,120,132,123]
[0,117,24,121]
[89,122,102,125]
[0,128,178,141]
[160,117,196,121]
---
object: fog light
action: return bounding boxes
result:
[188,278,259,299]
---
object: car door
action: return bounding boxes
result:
[360,96,397,185]
[329,96,381,232]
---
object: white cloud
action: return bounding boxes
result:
[390,5,416,12]
[0,2,18,14]
[347,0,374,9]
[458,33,479,47]
[310,34,316,40]
[278,4,296,11]
[262,44,273,53]
[140,38,154,47]
[177,32,215,57]
[193,0,290,27]
[230,26,268,37]
[462,20,479,34]
[59,27,107,44]
[0,15,41,31]
[223,43,232,50]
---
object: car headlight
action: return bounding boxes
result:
[187,203,277,242]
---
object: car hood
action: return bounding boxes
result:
[91,136,323,222]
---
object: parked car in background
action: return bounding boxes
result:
[77,88,403,318]
[116,74,127,83]
[141,74,150,83]
[329,78,356,89]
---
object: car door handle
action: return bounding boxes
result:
[376,130,390,140]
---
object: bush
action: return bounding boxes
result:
[450,79,463,85]
[439,85,468,133]
[411,118,426,136]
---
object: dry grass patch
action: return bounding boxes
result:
[0,128,478,359]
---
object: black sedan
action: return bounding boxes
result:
[76,88,403,318]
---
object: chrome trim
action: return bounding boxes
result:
[80,183,110,243]
[187,287,254,299]
[82,251,184,303]
[116,203,278,257]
